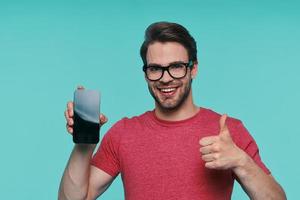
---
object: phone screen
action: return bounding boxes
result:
[73,89,100,144]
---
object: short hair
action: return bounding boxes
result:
[140,21,197,65]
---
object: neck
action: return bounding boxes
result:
[154,91,199,121]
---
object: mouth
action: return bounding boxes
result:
[157,86,179,97]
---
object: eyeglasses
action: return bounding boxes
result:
[143,61,193,81]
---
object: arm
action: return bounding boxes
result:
[233,153,286,200]
[58,98,115,200]
[58,144,114,200]
[199,114,286,200]
[58,145,113,200]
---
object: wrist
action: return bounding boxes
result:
[74,144,97,153]
[232,150,252,178]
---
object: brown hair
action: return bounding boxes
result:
[140,21,197,65]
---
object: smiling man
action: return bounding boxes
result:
[144,42,196,116]
[59,22,286,200]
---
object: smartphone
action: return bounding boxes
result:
[73,89,100,144]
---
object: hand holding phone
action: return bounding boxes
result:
[73,89,101,144]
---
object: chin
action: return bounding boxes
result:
[148,80,192,111]
[157,99,183,111]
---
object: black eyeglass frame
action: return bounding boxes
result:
[142,60,194,81]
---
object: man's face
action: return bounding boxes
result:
[145,42,197,110]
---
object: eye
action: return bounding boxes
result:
[147,66,161,72]
[170,63,185,69]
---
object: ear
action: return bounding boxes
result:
[144,73,150,83]
[191,61,198,79]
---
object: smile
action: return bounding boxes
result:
[160,88,176,92]
[157,87,179,97]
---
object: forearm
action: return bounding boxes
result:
[58,144,96,200]
[233,154,286,200]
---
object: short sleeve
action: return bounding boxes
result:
[90,120,123,177]
[230,120,271,175]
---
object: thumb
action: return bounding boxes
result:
[219,114,229,134]
[77,85,85,90]
[99,113,108,126]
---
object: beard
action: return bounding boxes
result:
[148,78,192,111]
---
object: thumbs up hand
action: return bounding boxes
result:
[199,114,247,170]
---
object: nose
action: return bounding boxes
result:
[160,69,173,83]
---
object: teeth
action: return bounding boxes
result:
[160,88,176,92]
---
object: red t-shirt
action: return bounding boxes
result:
[91,107,270,200]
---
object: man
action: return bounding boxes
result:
[59,22,286,200]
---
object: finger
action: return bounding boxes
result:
[219,114,228,132]
[205,161,218,169]
[67,118,74,126]
[64,110,69,120]
[66,124,73,134]
[67,101,74,117]
[67,101,73,110]
[77,85,85,90]
[202,153,218,162]
[199,145,214,155]
[99,114,108,125]
[199,136,218,146]
[65,110,72,122]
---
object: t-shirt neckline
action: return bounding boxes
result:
[148,107,204,127]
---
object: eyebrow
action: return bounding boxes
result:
[147,61,187,66]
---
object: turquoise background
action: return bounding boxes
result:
[0,0,299,199]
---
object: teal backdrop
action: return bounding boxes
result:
[0,0,299,199]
